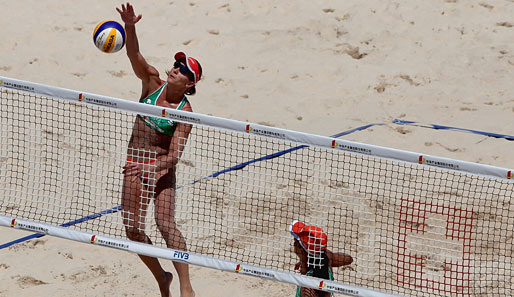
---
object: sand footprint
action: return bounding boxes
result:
[13,275,47,288]
[335,43,367,59]
[496,22,513,28]
[218,3,231,12]
[435,142,464,153]
[374,80,394,93]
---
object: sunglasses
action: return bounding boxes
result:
[173,61,194,82]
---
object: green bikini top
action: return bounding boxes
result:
[138,82,189,137]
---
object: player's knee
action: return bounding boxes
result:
[156,219,176,231]
[154,212,175,228]
[155,218,179,237]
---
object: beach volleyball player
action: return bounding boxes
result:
[290,220,353,297]
[117,2,202,297]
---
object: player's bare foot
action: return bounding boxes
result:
[158,272,173,297]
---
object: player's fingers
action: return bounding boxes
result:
[132,170,142,182]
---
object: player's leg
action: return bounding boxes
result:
[154,170,194,297]
[122,175,173,297]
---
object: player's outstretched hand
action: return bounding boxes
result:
[116,2,142,25]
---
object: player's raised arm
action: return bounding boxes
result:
[116,2,158,83]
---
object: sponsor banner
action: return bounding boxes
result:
[0,79,35,92]
[245,124,286,140]
[9,218,49,234]
[162,109,201,124]
[234,263,275,279]
[418,155,460,170]
[324,282,361,296]
[331,139,372,155]
[78,93,118,108]
[90,234,130,251]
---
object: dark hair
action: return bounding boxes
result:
[186,61,202,95]
[308,251,330,297]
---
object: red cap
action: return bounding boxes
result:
[174,52,201,83]
[289,220,327,255]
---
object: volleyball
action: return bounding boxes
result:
[93,20,125,53]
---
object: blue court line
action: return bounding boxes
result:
[1,124,382,249]
[0,206,121,249]
[393,119,514,141]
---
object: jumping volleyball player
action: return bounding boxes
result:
[117,2,202,297]
[290,220,353,297]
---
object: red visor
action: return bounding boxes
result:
[174,52,201,83]
[289,220,327,255]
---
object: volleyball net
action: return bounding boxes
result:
[1,76,513,297]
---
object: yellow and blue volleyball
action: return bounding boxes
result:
[93,20,125,53]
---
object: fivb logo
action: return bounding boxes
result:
[508,171,512,179]
[173,251,190,260]
[235,264,243,273]
[90,235,98,244]
[418,155,426,164]
[10,219,18,228]
[162,109,168,117]
[245,124,252,133]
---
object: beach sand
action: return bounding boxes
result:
[1,0,513,296]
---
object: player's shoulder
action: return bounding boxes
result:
[181,100,193,112]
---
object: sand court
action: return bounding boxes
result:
[1,0,513,296]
